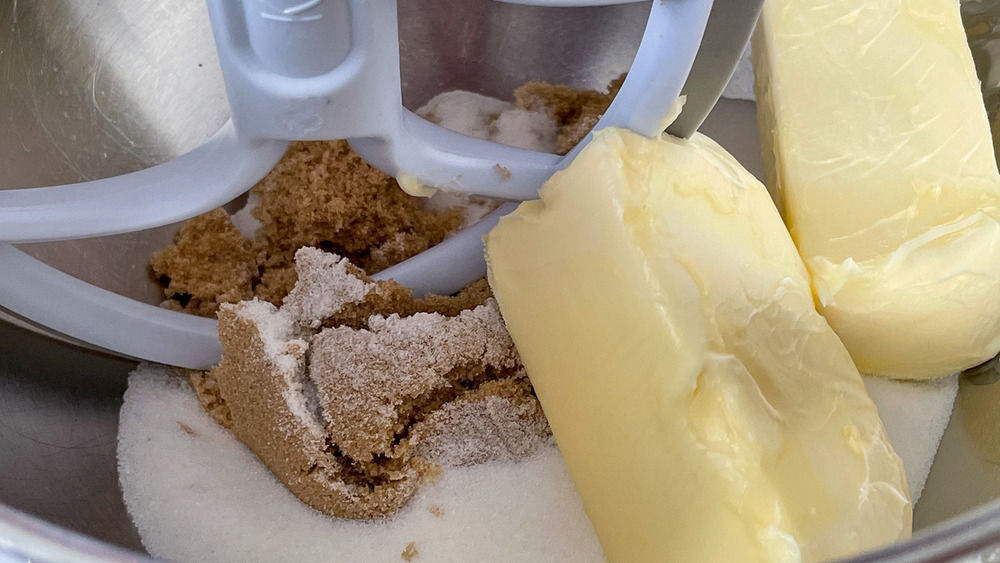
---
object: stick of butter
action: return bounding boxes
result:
[485,128,911,562]
[753,0,1000,379]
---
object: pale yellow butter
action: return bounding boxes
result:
[485,128,911,562]
[753,0,1000,379]
[395,172,439,198]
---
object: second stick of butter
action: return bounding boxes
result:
[754,0,1000,379]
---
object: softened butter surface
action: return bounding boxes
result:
[753,0,1000,379]
[485,128,911,562]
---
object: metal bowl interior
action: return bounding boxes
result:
[3,0,1000,561]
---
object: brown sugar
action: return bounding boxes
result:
[250,141,462,272]
[309,298,522,462]
[150,209,256,317]
[513,74,624,154]
[277,245,494,331]
[189,249,550,519]
[196,297,428,519]
[184,368,232,428]
[409,375,550,467]
[401,542,419,561]
[495,163,512,180]
[150,141,464,315]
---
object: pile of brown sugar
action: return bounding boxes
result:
[150,78,621,520]
[190,248,551,519]
[150,140,465,317]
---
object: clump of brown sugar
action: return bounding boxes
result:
[151,79,624,315]
[310,296,522,462]
[408,375,549,467]
[150,209,256,317]
[513,74,624,154]
[189,248,550,520]
[150,140,464,317]
[251,141,461,272]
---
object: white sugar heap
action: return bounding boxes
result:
[863,375,959,504]
[118,365,603,563]
[417,90,559,153]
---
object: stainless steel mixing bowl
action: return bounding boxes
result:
[3,0,1000,560]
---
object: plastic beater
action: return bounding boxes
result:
[0,0,762,368]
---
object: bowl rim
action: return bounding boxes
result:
[2,492,1000,562]
[0,503,151,562]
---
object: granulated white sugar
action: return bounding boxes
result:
[424,190,501,229]
[863,374,959,504]
[417,90,514,142]
[230,193,262,238]
[118,364,604,563]
[490,108,560,152]
[417,90,558,153]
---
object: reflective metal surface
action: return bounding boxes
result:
[3,0,1000,561]
[0,320,143,553]
[2,0,228,304]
